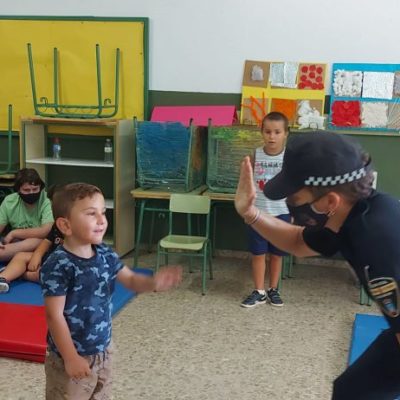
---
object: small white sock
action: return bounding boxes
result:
[256,289,266,295]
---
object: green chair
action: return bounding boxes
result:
[156,194,212,295]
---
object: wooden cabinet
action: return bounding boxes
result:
[20,117,135,256]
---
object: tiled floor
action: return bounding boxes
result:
[0,253,378,399]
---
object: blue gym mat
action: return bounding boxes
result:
[350,314,400,399]
[349,313,389,365]
[0,267,153,316]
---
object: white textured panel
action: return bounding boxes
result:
[361,102,388,127]
[269,62,298,88]
[283,62,299,88]
[251,65,264,81]
[362,72,394,99]
[333,70,363,97]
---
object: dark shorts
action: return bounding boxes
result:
[247,214,291,256]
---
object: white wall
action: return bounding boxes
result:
[3,0,400,93]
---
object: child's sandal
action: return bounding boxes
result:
[0,277,10,293]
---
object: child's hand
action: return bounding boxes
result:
[64,355,91,379]
[28,256,41,272]
[154,266,183,292]
[3,231,15,244]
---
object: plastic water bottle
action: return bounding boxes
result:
[104,138,113,163]
[52,137,61,160]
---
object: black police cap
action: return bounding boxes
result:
[263,131,367,200]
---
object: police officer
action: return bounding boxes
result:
[235,131,400,400]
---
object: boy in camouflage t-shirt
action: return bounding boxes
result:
[41,183,182,400]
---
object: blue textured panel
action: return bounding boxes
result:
[329,63,400,132]
[333,63,400,73]
[136,121,206,191]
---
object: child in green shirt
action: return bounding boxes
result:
[0,168,53,262]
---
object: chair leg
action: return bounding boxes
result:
[277,267,283,291]
[212,206,217,258]
[360,287,372,306]
[202,249,207,295]
[156,244,161,272]
[282,257,288,279]
[282,255,293,279]
[148,211,156,253]
[287,255,294,278]
[134,200,146,267]
[189,255,193,273]
[208,242,213,280]
[165,249,169,265]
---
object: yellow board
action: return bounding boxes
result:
[240,60,326,126]
[242,86,326,101]
[0,18,147,130]
[241,86,325,127]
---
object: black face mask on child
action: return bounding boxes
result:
[286,199,330,229]
[19,191,41,205]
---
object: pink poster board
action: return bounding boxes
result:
[151,106,237,127]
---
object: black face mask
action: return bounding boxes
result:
[286,200,329,229]
[19,191,41,205]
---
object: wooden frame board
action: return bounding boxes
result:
[0,16,149,130]
[329,63,400,131]
[240,60,326,126]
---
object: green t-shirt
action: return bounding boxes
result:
[0,191,54,229]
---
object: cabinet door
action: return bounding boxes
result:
[114,119,135,256]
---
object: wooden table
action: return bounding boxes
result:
[201,190,235,202]
[131,185,207,265]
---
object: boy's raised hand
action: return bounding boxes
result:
[154,266,183,292]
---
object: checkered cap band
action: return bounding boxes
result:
[304,167,366,187]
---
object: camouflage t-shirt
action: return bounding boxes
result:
[40,243,124,356]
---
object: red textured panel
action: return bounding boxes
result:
[298,63,325,90]
[331,101,361,127]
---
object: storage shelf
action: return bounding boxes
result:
[21,117,135,256]
[26,157,114,168]
[105,199,114,209]
[103,234,114,246]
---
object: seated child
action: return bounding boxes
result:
[0,168,53,261]
[0,225,62,293]
[0,185,62,293]
[40,183,182,399]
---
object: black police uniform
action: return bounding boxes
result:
[262,131,400,399]
[303,190,400,400]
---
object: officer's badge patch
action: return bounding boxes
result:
[364,266,400,317]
